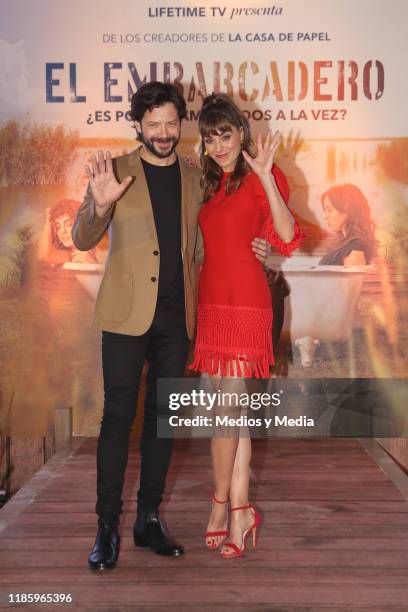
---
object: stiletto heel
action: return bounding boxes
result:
[220,503,261,558]
[205,494,229,549]
[252,524,258,548]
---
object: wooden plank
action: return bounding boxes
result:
[54,407,72,449]
[43,435,55,462]
[74,438,371,452]
[0,535,407,552]
[0,436,10,499]
[15,499,408,514]
[3,605,403,612]
[10,509,408,526]
[0,566,408,586]
[2,522,408,540]
[55,467,381,479]
[377,438,408,473]
[30,474,404,501]
[1,548,408,569]
[0,602,404,612]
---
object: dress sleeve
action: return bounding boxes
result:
[253,164,304,257]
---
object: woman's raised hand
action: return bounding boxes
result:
[84,151,132,209]
[242,131,281,178]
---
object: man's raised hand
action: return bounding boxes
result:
[84,151,132,211]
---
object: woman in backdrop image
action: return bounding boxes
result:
[37,199,104,265]
[189,94,303,558]
[319,183,378,265]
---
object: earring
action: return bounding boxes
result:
[203,149,208,156]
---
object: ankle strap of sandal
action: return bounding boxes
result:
[213,495,229,504]
[230,504,252,511]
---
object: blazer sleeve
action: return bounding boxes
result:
[71,181,115,251]
[192,169,205,265]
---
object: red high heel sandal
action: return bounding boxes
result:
[205,495,229,549]
[220,503,261,558]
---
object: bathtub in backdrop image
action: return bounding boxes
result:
[268,255,375,367]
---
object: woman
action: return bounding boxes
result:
[38,199,102,265]
[319,184,377,265]
[189,94,303,558]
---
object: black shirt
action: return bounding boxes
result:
[141,157,184,306]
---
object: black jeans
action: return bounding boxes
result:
[95,302,189,524]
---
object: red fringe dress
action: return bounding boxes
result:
[189,165,303,378]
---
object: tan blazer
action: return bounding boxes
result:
[72,149,203,339]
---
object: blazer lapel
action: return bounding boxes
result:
[178,156,191,253]
[127,150,158,243]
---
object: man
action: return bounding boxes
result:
[72,81,203,569]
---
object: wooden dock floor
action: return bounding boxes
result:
[1,437,408,611]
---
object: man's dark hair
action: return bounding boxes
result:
[130,81,187,122]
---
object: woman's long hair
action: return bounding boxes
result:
[49,199,79,250]
[320,184,378,262]
[199,94,253,201]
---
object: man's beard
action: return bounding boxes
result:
[138,131,179,159]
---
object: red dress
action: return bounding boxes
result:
[189,165,303,378]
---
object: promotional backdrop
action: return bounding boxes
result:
[0,0,407,436]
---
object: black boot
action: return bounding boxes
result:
[133,512,184,557]
[88,521,120,570]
